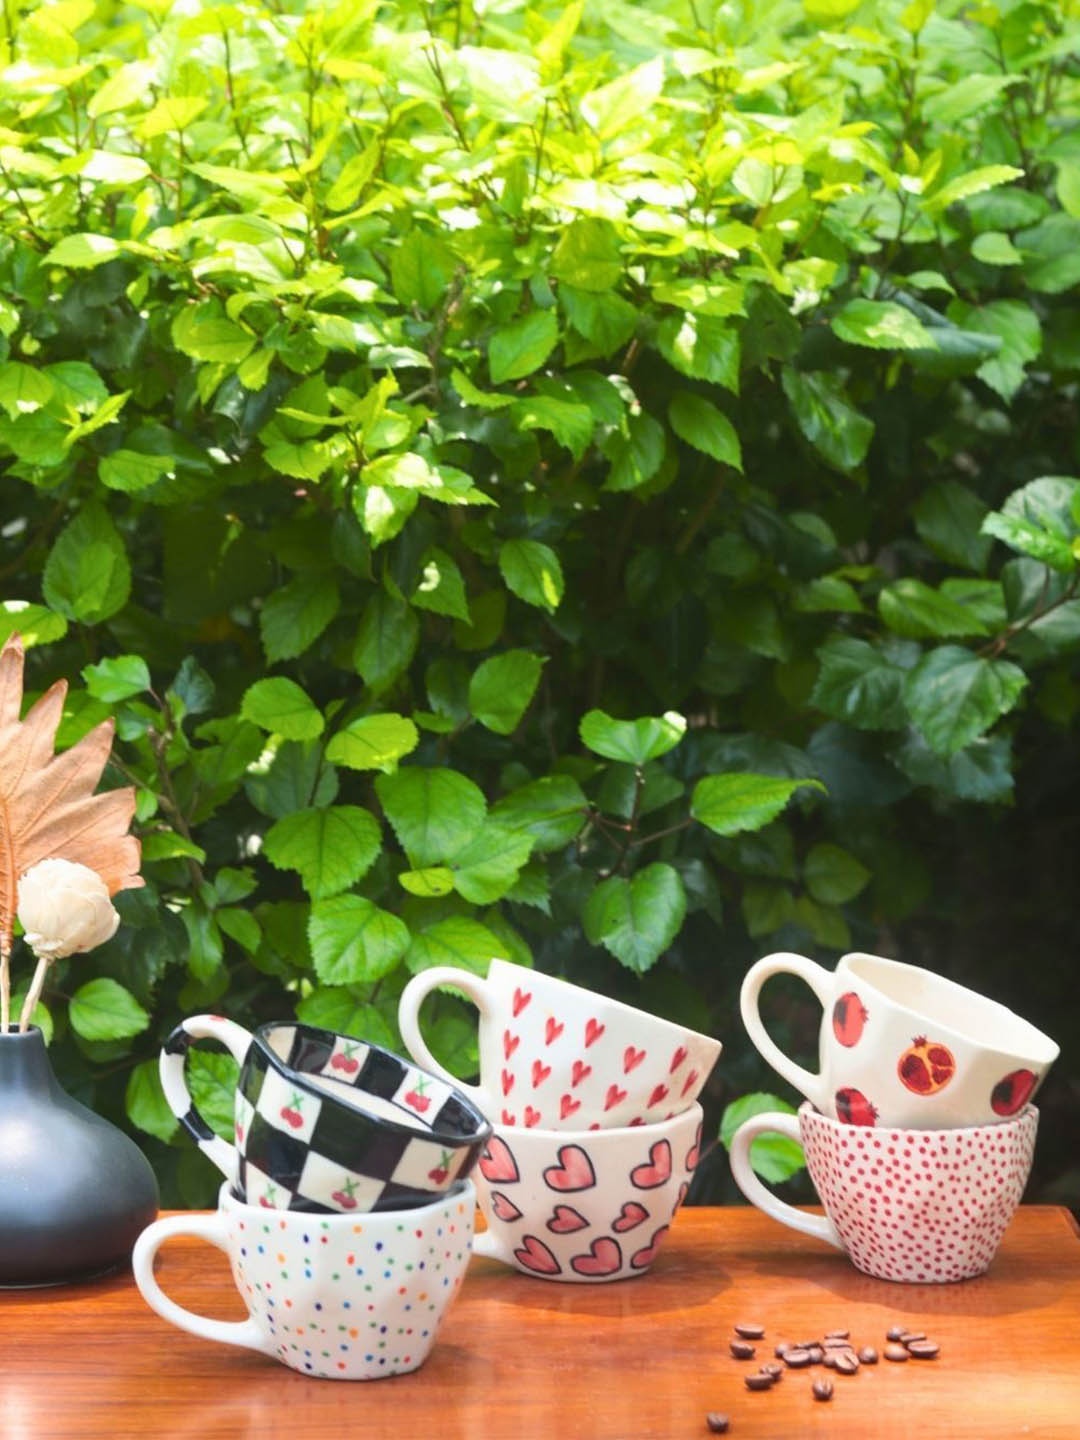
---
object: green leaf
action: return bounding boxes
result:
[450,822,535,904]
[913,481,992,572]
[142,830,207,864]
[904,646,1028,756]
[295,991,396,1051]
[582,862,687,974]
[468,650,544,734]
[44,233,122,269]
[489,310,559,385]
[217,906,262,954]
[949,299,1041,402]
[490,774,589,852]
[782,367,873,474]
[668,392,742,470]
[375,766,487,865]
[399,866,456,898]
[924,164,1025,213]
[602,410,666,492]
[88,59,156,118]
[326,141,381,211]
[878,579,990,639]
[512,395,594,460]
[98,449,175,493]
[892,732,1014,802]
[981,512,1075,572]
[260,571,340,663]
[390,229,457,309]
[971,231,1023,266]
[325,713,419,773]
[126,1059,179,1144]
[187,1052,237,1139]
[803,843,871,905]
[42,503,131,624]
[353,588,419,694]
[308,894,409,984]
[82,654,150,702]
[579,709,687,764]
[657,313,740,392]
[405,915,506,975]
[581,55,664,138]
[69,978,150,1042]
[0,361,54,419]
[691,773,824,835]
[559,287,638,355]
[411,547,470,622]
[241,677,325,740]
[499,538,564,612]
[831,299,937,351]
[262,805,382,898]
[550,217,623,292]
[719,1092,804,1183]
[450,367,515,411]
[811,637,910,730]
[0,602,67,648]
[172,302,254,364]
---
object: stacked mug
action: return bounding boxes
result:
[133,1015,492,1378]
[730,951,1059,1283]
[399,958,722,1283]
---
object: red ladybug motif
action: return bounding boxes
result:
[991,1068,1037,1117]
[835,1087,878,1126]
[832,992,869,1048]
[897,1036,956,1095]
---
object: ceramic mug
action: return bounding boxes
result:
[161,1015,491,1213]
[399,958,721,1130]
[133,1180,475,1378]
[740,951,1058,1130]
[472,1103,702,1282]
[729,1102,1038,1283]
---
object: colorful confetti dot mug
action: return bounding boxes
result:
[161,1015,491,1213]
[132,1180,476,1379]
[728,1102,1038,1283]
[740,951,1058,1130]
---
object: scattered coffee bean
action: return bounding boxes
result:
[783,1348,813,1368]
[884,1343,909,1362]
[729,1340,756,1360]
[900,1331,926,1345]
[774,1342,790,1358]
[812,1378,835,1402]
[907,1340,940,1359]
[733,1322,766,1339]
[825,1329,850,1339]
[762,1362,784,1379]
[886,1325,907,1342]
[807,1344,824,1364]
[745,1372,774,1391]
[705,1414,730,1434]
[834,1351,859,1375]
[859,1346,878,1364]
[823,1336,852,1350]
[822,1353,838,1369]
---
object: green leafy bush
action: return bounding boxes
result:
[2,0,1078,1206]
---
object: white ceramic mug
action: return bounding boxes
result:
[399,958,721,1130]
[740,951,1058,1130]
[132,1181,475,1379]
[729,1103,1038,1283]
[472,1104,702,1282]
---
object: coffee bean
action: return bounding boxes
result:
[783,1348,812,1368]
[886,1325,907,1342]
[774,1342,790,1358]
[807,1344,824,1364]
[762,1361,784,1379]
[884,1343,909,1362]
[859,1346,879,1364]
[734,1322,766,1339]
[812,1378,835,1402]
[745,1372,774,1391]
[822,1337,852,1350]
[729,1339,756,1360]
[822,1353,838,1369]
[825,1329,850,1339]
[705,1414,730,1434]
[900,1331,926,1345]
[834,1351,859,1375]
[907,1340,940,1359]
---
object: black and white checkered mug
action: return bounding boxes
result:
[160,1014,492,1214]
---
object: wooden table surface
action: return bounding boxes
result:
[2,1204,1078,1440]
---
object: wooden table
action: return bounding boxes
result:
[3,1205,1078,1439]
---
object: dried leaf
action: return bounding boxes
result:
[0,635,141,941]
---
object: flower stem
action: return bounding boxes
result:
[18,956,48,1033]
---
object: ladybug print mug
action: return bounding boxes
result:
[740,951,1058,1130]
[729,1103,1038,1283]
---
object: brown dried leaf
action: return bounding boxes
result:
[0,635,142,938]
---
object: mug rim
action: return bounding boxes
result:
[485,958,722,1053]
[487,1099,703,1145]
[839,952,1059,1065]
[797,1097,1039,1139]
[250,1020,493,1150]
[221,1175,477,1221]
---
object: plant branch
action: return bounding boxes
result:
[18,956,48,1033]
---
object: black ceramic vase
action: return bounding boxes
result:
[0,1026,159,1286]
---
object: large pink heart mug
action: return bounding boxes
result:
[399,958,721,1130]
[729,1102,1038,1283]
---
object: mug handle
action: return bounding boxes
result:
[159,1014,254,1181]
[739,952,832,1112]
[132,1212,273,1357]
[728,1112,842,1250]
[398,966,493,1111]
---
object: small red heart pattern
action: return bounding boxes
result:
[490,1191,522,1222]
[571,1237,622,1277]
[478,1135,519,1184]
[543,1144,596,1193]
[612,1201,649,1232]
[631,1139,672,1189]
[630,1225,670,1270]
[514,1234,561,1275]
[547,1204,589,1234]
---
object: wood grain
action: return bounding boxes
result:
[3,1205,1078,1440]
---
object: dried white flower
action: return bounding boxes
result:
[16,858,120,962]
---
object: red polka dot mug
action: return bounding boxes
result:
[729,1103,1038,1283]
[740,951,1058,1130]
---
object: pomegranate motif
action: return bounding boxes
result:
[897,1036,956,1095]
[835,1087,878,1126]
[991,1068,1037,1117]
[832,991,869,1048]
